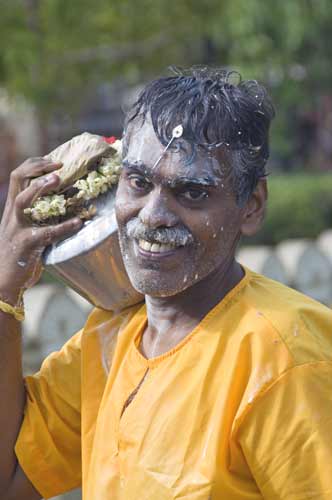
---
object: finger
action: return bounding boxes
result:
[8,159,63,200]
[2,167,58,226]
[15,173,61,218]
[33,217,83,248]
[16,158,63,182]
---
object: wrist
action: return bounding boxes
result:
[0,298,25,321]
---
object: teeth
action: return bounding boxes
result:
[150,243,160,252]
[138,239,175,253]
[159,244,173,252]
[140,239,152,251]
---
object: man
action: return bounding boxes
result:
[0,67,332,500]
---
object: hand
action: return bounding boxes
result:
[0,157,83,303]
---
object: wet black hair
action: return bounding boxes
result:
[123,66,275,206]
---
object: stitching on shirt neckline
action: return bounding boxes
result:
[131,266,251,367]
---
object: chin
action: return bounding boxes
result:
[127,270,193,298]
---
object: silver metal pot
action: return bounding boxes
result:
[42,189,144,311]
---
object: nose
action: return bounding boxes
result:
[139,189,179,229]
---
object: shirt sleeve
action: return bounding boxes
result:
[15,330,83,499]
[238,362,332,500]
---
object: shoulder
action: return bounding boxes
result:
[83,302,145,336]
[242,268,332,364]
[40,302,145,369]
[79,301,145,366]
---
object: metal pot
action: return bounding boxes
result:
[42,189,144,311]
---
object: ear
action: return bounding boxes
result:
[240,179,268,237]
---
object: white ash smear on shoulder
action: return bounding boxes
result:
[24,144,122,223]
[247,368,273,404]
[86,314,132,374]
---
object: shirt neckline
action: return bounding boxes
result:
[131,266,251,368]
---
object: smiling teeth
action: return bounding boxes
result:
[138,239,175,253]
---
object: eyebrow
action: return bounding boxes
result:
[122,159,150,175]
[168,176,219,189]
[122,159,219,188]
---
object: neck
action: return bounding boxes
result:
[144,258,244,340]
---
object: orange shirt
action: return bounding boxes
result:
[15,268,332,499]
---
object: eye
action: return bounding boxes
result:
[181,188,209,201]
[128,174,151,192]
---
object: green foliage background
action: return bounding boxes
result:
[245,174,332,246]
[1,1,332,244]
[1,0,332,164]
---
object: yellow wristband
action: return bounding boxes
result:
[0,299,25,321]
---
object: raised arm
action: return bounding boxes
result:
[0,158,82,499]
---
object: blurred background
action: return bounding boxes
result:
[1,1,332,499]
[1,0,332,241]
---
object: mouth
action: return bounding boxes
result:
[136,238,184,257]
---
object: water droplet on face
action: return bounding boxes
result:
[194,273,198,280]
[238,130,242,135]
[220,226,224,232]
[17,260,27,268]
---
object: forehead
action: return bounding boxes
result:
[124,118,226,182]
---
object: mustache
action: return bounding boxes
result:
[126,218,194,247]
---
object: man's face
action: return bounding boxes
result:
[115,118,245,297]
